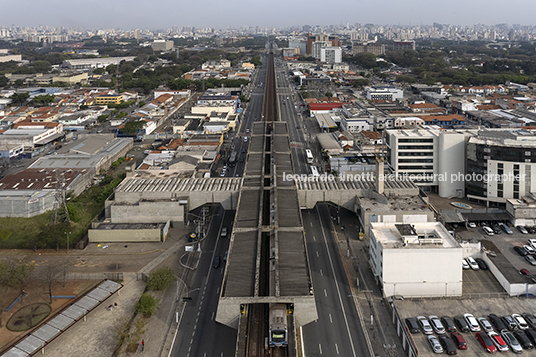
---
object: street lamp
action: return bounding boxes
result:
[65,231,71,253]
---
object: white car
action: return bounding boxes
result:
[462,259,470,270]
[529,239,536,251]
[429,315,446,334]
[488,331,509,352]
[427,335,443,354]
[482,226,494,236]
[417,316,433,334]
[524,245,535,255]
[464,313,481,332]
[478,317,493,332]
[466,257,479,270]
[501,330,523,353]
[468,222,477,228]
[512,313,529,330]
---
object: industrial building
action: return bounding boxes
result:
[62,57,136,70]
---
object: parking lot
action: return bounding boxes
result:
[396,297,536,356]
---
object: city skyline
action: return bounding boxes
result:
[2,0,536,30]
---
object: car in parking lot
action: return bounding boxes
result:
[476,332,497,353]
[515,246,528,256]
[520,268,531,276]
[512,314,529,330]
[529,239,536,250]
[492,226,502,234]
[464,313,481,332]
[482,226,494,236]
[529,227,536,234]
[454,315,470,332]
[502,315,519,330]
[518,226,529,234]
[405,318,420,333]
[475,258,489,270]
[439,335,458,355]
[427,335,444,354]
[500,223,514,234]
[524,245,535,255]
[451,331,467,350]
[525,329,536,345]
[418,316,433,334]
[466,257,479,270]
[522,313,536,330]
[478,317,494,332]
[429,315,446,334]
[441,316,457,333]
[514,331,533,349]
[501,330,523,353]
[489,313,507,331]
[462,259,470,269]
[488,331,509,352]
[468,222,477,228]
[526,255,536,266]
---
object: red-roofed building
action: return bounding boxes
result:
[419,114,465,128]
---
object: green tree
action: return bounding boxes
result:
[32,60,52,73]
[0,75,8,87]
[32,94,55,106]
[10,92,29,105]
[93,68,105,75]
[325,92,333,98]
[250,56,262,66]
[147,267,176,291]
[97,114,110,123]
[135,292,160,315]
[121,121,145,135]
[0,230,12,241]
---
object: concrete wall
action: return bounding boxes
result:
[0,191,56,217]
[297,190,360,210]
[110,201,184,225]
[438,132,466,198]
[381,247,463,297]
[88,228,162,243]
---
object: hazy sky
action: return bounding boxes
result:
[2,0,536,30]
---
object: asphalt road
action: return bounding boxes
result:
[302,205,371,357]
[171,207,237,357]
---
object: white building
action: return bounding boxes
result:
[369,222,463,298]
[62,57,136,70]
[0,144,24,158]
[320,47,342,63]
[312,41,331,59]
[365,86,403,101]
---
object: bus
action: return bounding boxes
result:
[305,149,314,164]
[229,151,237,167]
[310,165,319,177]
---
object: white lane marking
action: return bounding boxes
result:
[310,222,313,227]
[324,289,327,297]
[316,251,319,257]
[313,236,316,241]
[319,343,323,354]
[320,269,323,276]
[335,343,340,354]
[329,314,333,323]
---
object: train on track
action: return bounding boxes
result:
[268,303,288,347]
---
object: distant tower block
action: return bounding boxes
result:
[375,156,384,194]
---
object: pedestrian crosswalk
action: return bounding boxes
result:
[290,141,306,147]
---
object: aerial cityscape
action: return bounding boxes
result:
[4,14,536,357]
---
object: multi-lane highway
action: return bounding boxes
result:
[301,205,371,357]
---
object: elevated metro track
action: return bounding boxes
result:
[216,47,317,357]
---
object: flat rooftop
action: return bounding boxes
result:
[371,222,459,249]
[116,176,242,194]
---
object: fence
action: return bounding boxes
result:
[65,272,123,281]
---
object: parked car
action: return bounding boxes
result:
[462,259,470,269]
[489,313,507,331]
[525,330,536,345]
[454,315,470,332]
[514,331,533,349]
[522,313,536,330]
[529,239,536,251]
[464,313,481,332]
[515,246,528,256]
[501,223,514,234]
[482,226,494,236]
[524,245,535,255]
[405,318,420,334]
[418,316,433,334]
[475,258,489,270]
[451,331,467,350]
[466,257,479,270]
[476,332,497,353]
[427,335,444,354]
[492,226,502,234]
[468,222,477,228]
[518,226,529,234]
[488,331,510,352]
[439,335,458,355]
[441,316,457,333]
[429,315,446,334]
[528,227,536,234]
[503,315,519,330]
[520,268,531,276]
[526,255,536,266]
[478,317,494,332]
[513,314,529,330]
[501,330,523,353]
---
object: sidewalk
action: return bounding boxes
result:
[332,213,405,357]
